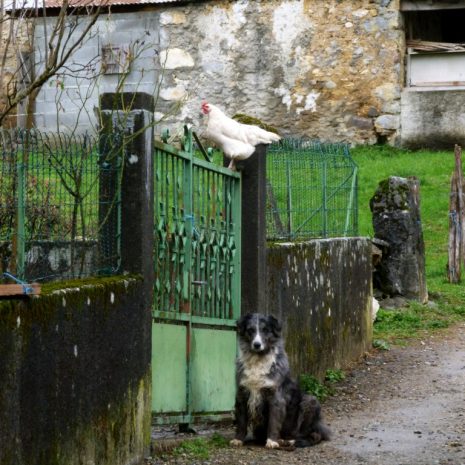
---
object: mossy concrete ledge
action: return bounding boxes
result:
[0,275,151,465]
[266,238,373,379]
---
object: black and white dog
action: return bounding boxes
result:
[230,313,330,449]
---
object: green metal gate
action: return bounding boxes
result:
[152,127,241,424]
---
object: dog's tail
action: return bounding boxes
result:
[294,421,331,447]
[294,394,331,448]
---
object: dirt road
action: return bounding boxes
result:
[150,323,465,465]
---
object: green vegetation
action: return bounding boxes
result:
[300,369,346,401]
[171,433,229,460]
[372,339,391,351]
[352,145,465,344]
[325,368,346,384]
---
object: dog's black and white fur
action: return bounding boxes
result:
[230,313,330,449]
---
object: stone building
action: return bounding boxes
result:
[9,0,465,147]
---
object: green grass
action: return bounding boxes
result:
[352,145,465,344]
[171,433,229,460]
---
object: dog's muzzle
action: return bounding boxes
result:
[251,336,265,352]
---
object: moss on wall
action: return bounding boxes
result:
[266,238,373,379]
[232,114,280,135]
[0,275,151,465]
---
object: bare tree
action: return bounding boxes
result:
[0,0,105,127]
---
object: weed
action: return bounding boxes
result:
[451,306,465,316]
[173,438,210,460]
[325,368,345,383]
[300,370,346,401]
[299,374,332,401]
[208,433,229,448]
[171,433,228,460]
[426,320,449,329]
[373,339,390,351]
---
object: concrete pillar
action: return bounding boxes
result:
[99,92,155,300]
[235,144,268,314]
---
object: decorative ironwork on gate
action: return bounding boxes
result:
[153,127,241,320]
[152,127,241,424]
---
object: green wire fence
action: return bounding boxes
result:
[266,139,358,241]
[0,129,122,282]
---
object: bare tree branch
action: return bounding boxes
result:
[0,0,105,126]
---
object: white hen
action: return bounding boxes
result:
[201,101,281,170]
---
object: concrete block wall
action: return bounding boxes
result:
[33,13,160,133]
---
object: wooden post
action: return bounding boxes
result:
[447,145,465,283]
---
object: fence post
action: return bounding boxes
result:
[99,92,154,299]
[235,144,267,314]
[14,139,26,279]
[448,144,465,283]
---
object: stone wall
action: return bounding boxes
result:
[0,276,151,465]
[158,0,404,145]
[266,238,373,379]
[29,0,404,145]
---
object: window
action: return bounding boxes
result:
[403,2,465,87]
[101,44,131,75]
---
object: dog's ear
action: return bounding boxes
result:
[268,315,282,337]
[236,314,250,335]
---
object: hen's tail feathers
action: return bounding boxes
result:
[247,125,281,145]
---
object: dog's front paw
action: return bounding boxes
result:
[229,439,244,447]
[266,438,280,449]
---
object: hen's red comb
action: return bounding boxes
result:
[201,101,210,114]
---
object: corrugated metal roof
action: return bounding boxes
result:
[45,0,185,6]
[10,0,186,9]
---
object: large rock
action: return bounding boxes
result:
[370,176,428,303]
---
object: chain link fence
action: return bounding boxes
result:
[0,129,122,283]
[266,139,358,241]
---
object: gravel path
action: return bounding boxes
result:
[148,323,465,465]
